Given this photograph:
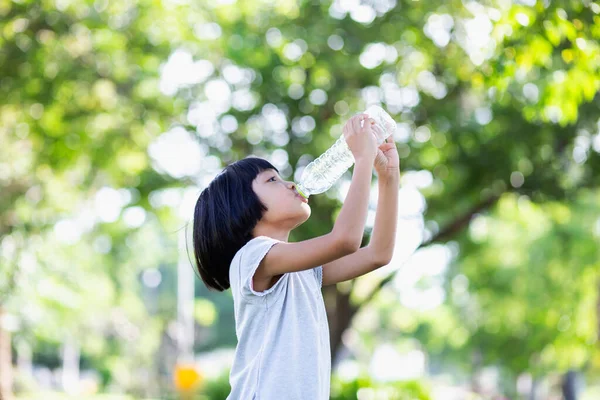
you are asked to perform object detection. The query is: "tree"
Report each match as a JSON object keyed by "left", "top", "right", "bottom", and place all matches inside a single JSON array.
[
  {"left": 148, "top": 0, "right": 600, "bottom": 362},
  {"left": 2, "top": 0, "right": 600, "bottom": 396},
  {"left": 0, "top": 0, "right": 189, "bottom": 396}
]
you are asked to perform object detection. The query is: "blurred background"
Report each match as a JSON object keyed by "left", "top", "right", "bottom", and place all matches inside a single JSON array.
[{"left": 1, "top": 0, "right": 600, "bottom": 399}]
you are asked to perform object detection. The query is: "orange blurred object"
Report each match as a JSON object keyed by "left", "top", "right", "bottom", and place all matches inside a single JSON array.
[{"left": 173, "top": 363, "right": 203, "bottom": 392}]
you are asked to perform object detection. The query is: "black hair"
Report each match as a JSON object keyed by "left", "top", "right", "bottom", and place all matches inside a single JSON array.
[{"left": 192, "top": 156, "right": 279, "bottom": 291}]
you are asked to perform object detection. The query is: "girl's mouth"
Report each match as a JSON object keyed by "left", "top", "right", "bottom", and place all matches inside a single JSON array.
[{"left": 295, "top": 193, "right": 308, "bottom": 204}]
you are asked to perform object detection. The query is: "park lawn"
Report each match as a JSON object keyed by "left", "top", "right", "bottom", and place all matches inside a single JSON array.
[{"left": 16, "top": 392, "right": 158, "bottom": 400}]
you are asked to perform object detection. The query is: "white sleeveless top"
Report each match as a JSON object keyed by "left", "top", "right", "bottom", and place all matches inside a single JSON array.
[{"left": 227, "top": 236, "right": 331, "bottom": 400}]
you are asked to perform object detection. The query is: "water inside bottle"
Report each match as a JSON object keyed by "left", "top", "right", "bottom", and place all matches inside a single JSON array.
[
  {"left": 295, "top": 105, "right": 396, "bottom": 199},
  {"left": 295, "top": 136, "right": 355, "bottom": 198}
]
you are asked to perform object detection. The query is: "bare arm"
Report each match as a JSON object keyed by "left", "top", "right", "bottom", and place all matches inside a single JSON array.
[
  {"left": 255, "top": 159, "right": 374, "bottom": 278},
  {"left": 322, "top": 172, "right": 399, "bottom": 285},
  {"left": 365, "top": 171, "right": 399, "bottom": 262},
  {"left": 330, "top": 158, "right": 373, "bottom": 251}
]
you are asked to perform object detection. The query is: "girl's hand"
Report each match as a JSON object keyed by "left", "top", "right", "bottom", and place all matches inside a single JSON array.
[
  {"left": 373, "top": 136, "right": 400, "bottom": 178},
  {"left": 343, "top": 114, "right": 378, "bottom": 163}
]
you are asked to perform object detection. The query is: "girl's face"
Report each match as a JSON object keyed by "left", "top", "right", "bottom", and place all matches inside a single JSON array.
[{"left": 252, "top": 169, "right": 310, "bottom": 229}]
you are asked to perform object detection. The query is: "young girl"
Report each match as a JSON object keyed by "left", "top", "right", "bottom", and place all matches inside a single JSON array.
[{"left": 192, "top": 113, "right": 400, "bottom": 399}]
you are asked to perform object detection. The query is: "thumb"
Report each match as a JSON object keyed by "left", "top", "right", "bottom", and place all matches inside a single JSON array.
[
  {"left": 378, "top": 142, "right": 395, "bottom": 151},
  {"left": 374, "top": 149, "right": 387, "bottom": 165}
]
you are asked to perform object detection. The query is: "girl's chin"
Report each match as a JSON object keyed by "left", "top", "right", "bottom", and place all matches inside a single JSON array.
[{"left": 297, "top": 207, "right": 311, "bottom": 220}]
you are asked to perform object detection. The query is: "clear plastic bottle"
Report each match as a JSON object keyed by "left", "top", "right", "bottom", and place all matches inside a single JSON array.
[{"left": 295, "top": 105, "right": 396, "bottom": 199}]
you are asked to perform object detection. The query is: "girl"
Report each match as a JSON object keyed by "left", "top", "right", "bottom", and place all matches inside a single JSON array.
[{"left": 192, "top": 113, "right": 399, "bottom": 399}]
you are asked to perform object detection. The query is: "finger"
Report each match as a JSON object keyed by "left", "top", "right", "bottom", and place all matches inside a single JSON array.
[
  {"left": 374, "top": 151, "right": 387, "bottom": 166},
  {"left": 364, "top": 118, "right": 376, "bottom": 130},
  {"left": 353, "top": 114, "right": 367, "bottom": 132},
  {"left": 371, "top": 122, "right": 382, "bottom": 135},
  {"left": 342, "top": 121, "right": 349, "bottom": 134},
  {"left": 351, "top": 115, "right": 361, "bottom": 133},
  {"left": 378, "top": 142, "right": 394, "bottom": 150}
]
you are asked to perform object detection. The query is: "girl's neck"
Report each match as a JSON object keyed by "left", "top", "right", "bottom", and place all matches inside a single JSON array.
[{"left": 252, "top": 226, "right": 291, "bottom": 242}]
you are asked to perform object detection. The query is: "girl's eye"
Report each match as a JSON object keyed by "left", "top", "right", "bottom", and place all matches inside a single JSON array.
[{"left": 268, "top": 177, "right": 276, "bottom": 182}]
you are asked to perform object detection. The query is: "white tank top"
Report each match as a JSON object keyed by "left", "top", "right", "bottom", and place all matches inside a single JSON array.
[{"left": 227, "top": 235, "right": 331, "bottom": 400}]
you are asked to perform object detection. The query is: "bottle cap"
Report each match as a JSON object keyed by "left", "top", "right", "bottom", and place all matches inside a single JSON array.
[{"left": 296, "top": 185, "right": 309, "bottom": 199}]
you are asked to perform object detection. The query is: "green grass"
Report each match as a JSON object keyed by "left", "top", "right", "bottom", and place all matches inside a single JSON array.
[{"left": 16, "top": 392, "right": 157, "bottom": 400}]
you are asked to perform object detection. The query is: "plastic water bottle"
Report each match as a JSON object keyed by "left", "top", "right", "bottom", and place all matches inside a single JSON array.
[{"left": 295, "top": 105, "right": 396, "bottom": 199}]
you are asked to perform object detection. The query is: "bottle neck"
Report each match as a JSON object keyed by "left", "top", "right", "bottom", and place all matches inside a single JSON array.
[{"left": 295, "top": 184, "right": 309, "bottom": 199}]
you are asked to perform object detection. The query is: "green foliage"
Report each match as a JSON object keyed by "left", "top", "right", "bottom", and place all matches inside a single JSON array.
[
  {"left": 197, "top": 372, "right": 231, "bottom": 400},
  {"left": 2, "top": 0, "right": 600, "bottom": 395},
  {"left": 452, "top": 192, "right": 600, "bottom": 376},
  {"left": 330, "top": 375, "right": 431, "bottom": 400},
  {"left": 160, "top": 373, "right": 431, "bottom": 400},
  {"left": 160, "top": 371, "right": 231, "bottom": 400},
  {"left": 15, "top": 393, "right": 140, "bottom": 400}
]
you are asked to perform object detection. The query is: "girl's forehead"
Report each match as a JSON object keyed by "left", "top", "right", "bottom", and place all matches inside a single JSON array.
[
  {"left": 253, "top": 169, "right": 274, "bottom": 184},
  {"left": 258, "top": 169, "right": 278, "bottom": 177}
]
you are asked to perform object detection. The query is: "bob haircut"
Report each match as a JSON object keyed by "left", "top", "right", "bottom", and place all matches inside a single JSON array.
[{"left": 193, "top": 156, "right": 279, "bottom": 291}]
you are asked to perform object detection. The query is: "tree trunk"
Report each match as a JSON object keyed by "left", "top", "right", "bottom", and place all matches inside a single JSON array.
[
  {"left": 0, "top": 307, "right": 13, "bottom": 400},
  {"left": 470, "top": 349, "right": 482, "bottom": 394},
  {"left": 61, "top": 339, "right": 80, "bottom": 394},
  {"left": 327, "top": 287, "right": 357, "bottom": 363},
  {"left": 529, "top": 377, "right": 538, "bottom": 400},
  {"left": 561, "top": 370, "right": 577, "bottom": 400}
]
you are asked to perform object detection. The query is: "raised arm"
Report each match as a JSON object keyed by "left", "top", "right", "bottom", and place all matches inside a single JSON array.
[
  {"left": 321, "top": 136, "right": 400, "bottom": 286},
  {"left": 255, "top": 114, "right": 378, "bottom": 279}
]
